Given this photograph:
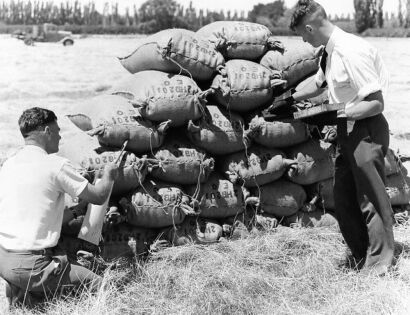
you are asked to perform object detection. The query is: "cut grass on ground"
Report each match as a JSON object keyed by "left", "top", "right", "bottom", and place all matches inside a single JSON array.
[{"left": 2, "top": 224, "right": 410, "bottom": 315}]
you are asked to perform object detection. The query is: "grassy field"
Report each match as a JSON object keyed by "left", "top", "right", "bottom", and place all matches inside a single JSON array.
[{"left": 2, "top": 221, "right": 410, "bottom": 315}]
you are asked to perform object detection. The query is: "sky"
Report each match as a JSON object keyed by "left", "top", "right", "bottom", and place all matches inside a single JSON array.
[{"left": 2, "top": 0, "right": 402, "bottom": 16}]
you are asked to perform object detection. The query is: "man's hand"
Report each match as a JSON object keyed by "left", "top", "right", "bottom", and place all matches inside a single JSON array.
[
  {"left": 102, "top": 164, "right": 119, "bottom": 182},
  {"left": 267, "top": 96, "right": 295, "bottom": 113}
]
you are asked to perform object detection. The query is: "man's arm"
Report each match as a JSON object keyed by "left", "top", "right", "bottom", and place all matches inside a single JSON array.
[
  {"left": 338, "top": 90, "right": 384, "bottom": 120},
  {"left": 78, "top": 164, "right": 118, "bottom": 205},
  {"left": 293, "top": 77, "right": 326, "bottom": 102}
]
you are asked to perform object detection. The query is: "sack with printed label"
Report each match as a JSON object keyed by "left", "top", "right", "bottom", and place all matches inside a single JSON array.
[
  {"left": 66, "top": 94, "right": 169, "bottom": 154},
  {"left": 385, "top": 173, "right": 410, "bottom": 206},
  {"left": 102, "top": 223, "right": 158, "bottom": 260},
  {"left": 58, "top": 131, "right": 148, "bottom": 196},
  {"left": 150, "top": 133, "right": 214, "bottom": 185},
  {"left": 111, "top": 71, "right": 210, "bottom": 127},
  {"left": 211, "top": 60, "right": 285, "bottom": 112},
  {"left": 285, "top": 139, "right": 336, "bottom": 185},
  {"left": 196, "top": 21, "right": 283, "bottom": 60},
  {"left": 246, "top": 115, "right": 310, "bottom": 148},
  {"left": 253, "top": 179, "right": 307, "bottom": 217},
  {"left": 285, "top": 210, "right": 338, "bottom": 228},
  {"left": 186, "top": 172, "right": 246, "bottom": 219},
  {"left": 120, "top": 180, "right": 194, "bottom": 228},
  {"left": 260, "top": 42, "right": 321, "bottom": 89},
  {"left": 187, "top": 105, "right": 248, "bottom": 155},
  {"left": 118, "top": 29, "right": 225, "bottom": 81},
  {"left": 218, "top": 145, "right": 293, "bottom": 187},
  {"left": 161, "top": 216, "right": 223, "bottom": 245}
]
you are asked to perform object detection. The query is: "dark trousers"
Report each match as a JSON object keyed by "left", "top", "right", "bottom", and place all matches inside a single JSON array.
[
  {"left": 334, "top": 114, "right": 394, "bottom": 270},
  {"left": 0, "top": 244, "right": 102, "bottom": 308}
]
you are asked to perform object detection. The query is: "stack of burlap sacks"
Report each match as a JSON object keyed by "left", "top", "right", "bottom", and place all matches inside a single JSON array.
[{"left": 58, "top": 21, "right": 410, "bottom": 262}]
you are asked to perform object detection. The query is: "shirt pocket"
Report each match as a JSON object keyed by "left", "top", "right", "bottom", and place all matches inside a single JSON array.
[{"left": 330, "top": 56, "right": 351, "bottom": 89}]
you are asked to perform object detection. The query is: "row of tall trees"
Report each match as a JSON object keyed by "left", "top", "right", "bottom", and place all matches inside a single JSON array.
[
  {"left": 0, "top": 0, "right": 249, "bottom": 32},
  {"left": 354, "top": 0, "right": 410, "bottom": 32}
]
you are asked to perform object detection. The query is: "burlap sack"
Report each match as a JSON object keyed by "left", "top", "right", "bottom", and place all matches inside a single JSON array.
[
  {"left": 61, "top": 214, "right": 85, "bottom": 237},
  {"left": 196, "top": 21, "right": 283, "bottom": 60},
  {"left": 186, "top": 172, "right": 246, "bottom": 219},
  {"left": 384, "top": 148, "right": 405, "bottom": 176},
  {"left": 187, "top": 105, "right": 248, "bottom": 155},
  {"left": 150, "top": 134, "right": 214, "bottom": 185},
  {"left": 260, "top": 42, "right": 321, "bottom": 89},
  {"left": 66, "top": 94, "right": 169, "bottom": 154},
  {"left": 102, "top": 223, "right": 158, "bottom": 260},
  {"left": 218, "top": 145, "right": 293, "bottom": 187},
  {"left": 161, "top": 217, "right": 223, "bottom": 245},
  {"left": 305, "top": 178, "right": 335, "bottom": 211},
  {"left": 118, "top": 29, "right": 225, "bottom": 81},
  {"left": 120, "top": 180, "right": 193, "bottom": 228},
  {"left": 385, "top": 173, "right": 410, "bottom": 206},
  {"left": 285, "top": 210, "right": 339, "bottom": 228},
  {"left": 58, "top": 131, "right": 147, "bottom": 196},
  {"left": 285, "top": 139, "right": 336, "bottom": 185},
  {"left": 211, "top": 60, "right": 285, "bottom": 112},
  {"left": 111, "top": 71, "right": 210, "bottom": 127},
  {"left": 246, "top": 115, "right": 310, "bottom": 148},
  {"left": 253, "top": 179, "right": 307, "bottom": 217}
]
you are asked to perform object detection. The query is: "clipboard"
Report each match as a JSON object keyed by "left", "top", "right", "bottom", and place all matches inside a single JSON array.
[{"left": 293, "top": 103, "right": 345, "bottom": 120}]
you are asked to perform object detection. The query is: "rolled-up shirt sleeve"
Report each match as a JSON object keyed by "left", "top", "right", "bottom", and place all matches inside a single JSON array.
[
  {"left": 340, "top": 47, "right": 387, "bottom": 101},
  {"left": 56, "top": 161, "right": 88, "bottom": 198}
]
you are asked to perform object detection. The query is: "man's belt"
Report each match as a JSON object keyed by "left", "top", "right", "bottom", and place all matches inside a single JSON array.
[{"left": 0, "top": 244, "right": 56, "bottom": 255}]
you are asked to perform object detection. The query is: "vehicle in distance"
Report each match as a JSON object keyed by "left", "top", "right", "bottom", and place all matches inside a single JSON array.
[{"left": 13, "top": 23, "right": 74, "bottom": 46}]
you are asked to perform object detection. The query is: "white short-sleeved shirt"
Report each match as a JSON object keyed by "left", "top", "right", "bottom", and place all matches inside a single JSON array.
[
  {"left": 315, "top": 26, "right": 389, "bottom": 131},
  {"left": 0, "top": 145, "right": 88, "bottom": 250}
]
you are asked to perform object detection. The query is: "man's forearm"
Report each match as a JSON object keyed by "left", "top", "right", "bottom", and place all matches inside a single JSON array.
[
  {"left": 345, "top": 99, "right": 383, "bottom": 120},
  {"left": 344, "top": 91, "right": 384, "bottom": 120},
  {"left": 78, "top": 175, "right": 115, "bottom": 205},
  {"left": 293, "top": 78, "right": 325, "bottom": 102}
]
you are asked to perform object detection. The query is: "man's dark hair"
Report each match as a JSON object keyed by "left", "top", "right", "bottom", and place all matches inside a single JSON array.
[
  {"left": 18, "top": 107, "right": 57, "bottom": 138},
  {"left": 289, "top": 0, "right": 327, "bottom": 31}
]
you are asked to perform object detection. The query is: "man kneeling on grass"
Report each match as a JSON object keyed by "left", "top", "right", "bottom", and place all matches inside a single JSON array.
[{"left": 0, "top": 107, "right": 118, "bottom": 308}]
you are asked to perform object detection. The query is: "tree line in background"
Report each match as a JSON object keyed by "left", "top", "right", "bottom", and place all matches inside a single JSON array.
[
  {"left": 354, "top": 0, "right": 410, "bottom": 32},
  {"left": 0, "top": 0, "right": 410, "bottom": 34}
]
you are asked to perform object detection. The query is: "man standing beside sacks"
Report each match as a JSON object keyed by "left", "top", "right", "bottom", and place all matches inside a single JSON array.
[
  {"left": 270, "top": 0, "right": 393, "bottom": 274},
  {"left": 0, "top": 107, "right": 119, "bottom": 308}
]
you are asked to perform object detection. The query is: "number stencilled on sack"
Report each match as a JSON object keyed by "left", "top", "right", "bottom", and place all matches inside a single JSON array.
[
  {"left": 187, "top": 39, "right": 217, "bottom": 57},
  {"left": 234, "top": 69, "right": 268, "bottom": 80},
  {"left": 204, "top": 181, "right": 238, "bottom": 200},
  {"left": 234, "top": 25, "right": 266, "bottom": 32},
  {"left": 85, "top": 154, "right": 118, "bottom": 167},
  {"left": 139, "top": 188, "right": 182, "bottom": 205},
  {"left": 111, "top": 109, "right": 138, "bottom": 124},
  {"left": 212, "top": 113, "right": 243, "bottom": 132},
  {"left": 150, "top": 79, "right": 195, "bottom": 96}
]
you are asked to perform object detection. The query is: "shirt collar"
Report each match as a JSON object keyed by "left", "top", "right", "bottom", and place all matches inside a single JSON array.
[
  {"left": 325, "top": 26, "right": 342, "bottom": 55},
  {"left": 23, "top": 145, "right": 48, "bottom": 155}
]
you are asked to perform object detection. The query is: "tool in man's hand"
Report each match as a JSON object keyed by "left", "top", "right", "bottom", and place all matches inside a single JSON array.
[
  {"left": 115, "top": 140, "right": 129, "bottom": 164},
  {"left": 78, "top": 140, "right": 128, "bottom": 246}
]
